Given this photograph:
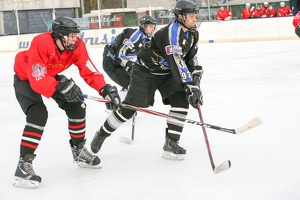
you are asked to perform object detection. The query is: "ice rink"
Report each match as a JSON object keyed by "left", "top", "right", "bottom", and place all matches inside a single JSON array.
[{"left": 0, "top": 39, "right": 299, "bottom": 200}]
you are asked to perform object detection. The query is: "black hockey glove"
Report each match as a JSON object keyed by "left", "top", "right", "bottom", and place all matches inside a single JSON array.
[
  {"left": 185, "top": 84, "right": 203, "bottom": 108},
  {"left": 191, "top": 66, "right": 203, "bottom": 85},
  {"left": 54, "top": 75, "right": 84, "bottom": 102},
  {"left": 100, "top": 84, "right": 121, "bottom": 111},
  {"left": 185, "top": 66, "right": 204, "bottom": 108}
]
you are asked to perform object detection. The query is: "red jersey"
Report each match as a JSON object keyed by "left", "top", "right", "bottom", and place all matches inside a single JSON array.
[
  {"left": 261, "top": 6, "right": 268, "bottom": 17},
  {"left": 266, "top": 8, "right": 277, "bottom": 17},
  {"left": 217, "top": 8, "right": 232, "bottom": 20},
  {"left": 14, "top": 32, "right": 106, "bottom": 98},
  {"left": 252, "top": 7, "right": 264, "bottom": 18},
  {"left": 278, "top": 6, "right": 292, "bottom": 17},
  {"left": 241, "top": 8, "right": 252, "bottom": 19}
]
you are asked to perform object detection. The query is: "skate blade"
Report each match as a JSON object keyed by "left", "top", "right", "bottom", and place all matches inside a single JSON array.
[
  {"left": 162, "top": 151, "right": 185, "bottom": 161},
  {"left": 76, "top": 162, "right": 102, "bottom": 169},
  {"left": 13, "top": 177, "right": 40, "bottom": 189}
]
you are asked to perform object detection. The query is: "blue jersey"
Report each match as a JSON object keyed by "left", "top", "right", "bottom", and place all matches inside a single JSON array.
[
  {"left": 137, "top": 20, "right": 201, "bottom": 84},
  {"left": 104, "top": 28, "right": 149, "bottom": 67}
]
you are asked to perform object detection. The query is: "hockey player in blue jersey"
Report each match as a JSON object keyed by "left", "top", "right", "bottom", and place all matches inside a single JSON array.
[
  {"left": 91, "top": 0, "right": 203, "bottom": 160},
  {"left": 102, "top": 15, "right": 157, "bottom": 101}
]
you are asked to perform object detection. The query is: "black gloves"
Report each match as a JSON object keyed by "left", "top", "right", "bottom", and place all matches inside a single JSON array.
[
  {"left": 185, "top": 67, "right": 204, "bottom": 108},
  {"left": 100, "top": 84, "right": 121, "bottom": 111},
  {"left": 185, "top": 84, "right": 203, "bottom": 108},
  {"left": 53, "top": 75, "right": 84, "bottom": 102}
]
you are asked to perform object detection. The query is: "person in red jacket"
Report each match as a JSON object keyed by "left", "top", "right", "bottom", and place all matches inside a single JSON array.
[
  {"left": 266, "top": 5, "right": 277, "bottom": 17},
  {"left": 261, "top": 2, "right": 269, "bottom": 17},
  {"left": 293, "top": 11, "right": 300, "bottom": 37},
  {"left": 278, "top": 2, "right": 293, "bottom": 17},
  {"left": 241, "top": 3, "right": 253, "bottom": 19},
  {"left": 252, "top": 5, "right": 263, "bottom": 18},
  {"left": 12, "top": 16, "right": 121, "bottom": 188},
  {"left": 217, "top": 6, "right": 232, "bottom": 20}
]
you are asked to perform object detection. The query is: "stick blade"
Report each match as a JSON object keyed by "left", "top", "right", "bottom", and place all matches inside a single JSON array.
[
  {"left": 235, "top": 117, "right": 262, "bottom": 134},
  {"left": 214, "top": 160, "right": 231, "bottom": 174},
  {"left": 119, "top": 136, "right": 133, "bottom": 144}
]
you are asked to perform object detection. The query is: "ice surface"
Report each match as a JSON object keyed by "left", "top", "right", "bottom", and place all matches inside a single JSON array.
[{"left": 0, "top": 40, "right": 299, "bottom": 200}]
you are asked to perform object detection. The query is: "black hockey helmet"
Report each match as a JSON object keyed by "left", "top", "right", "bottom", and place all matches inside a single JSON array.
[
  {"left": 173, "top": 0, "right": 200, "bottom": 16},
  {"left": 140, "top": 15, "right": 157, "bottom": 26},
  {"left": 139, "top": 15, "right": 157, "bottom": 37},
  {"left": 51, "top": 17, "right": 80, "bottom": 51},
  {"left": 173, "top": 0, "right": 200, "bottom": 31}
]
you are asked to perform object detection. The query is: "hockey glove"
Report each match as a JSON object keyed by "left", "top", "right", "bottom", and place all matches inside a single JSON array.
[
  {"left": 185, "top": 84, "right": 203, "bottom": 109},
  {"left": 54, "top": 75, "right": 84, "bottom": 102},
  {"left": 100, "top": 84, "right": 121, "bottom": 111},
  {"left": 191, "top": 66, "right": 203, "bottom": 85}
]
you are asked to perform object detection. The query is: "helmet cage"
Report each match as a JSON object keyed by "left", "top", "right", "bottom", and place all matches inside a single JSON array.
[
  {"left": 52, "top": 17, "right": 81, "bottom": 51},
  {"left": 139, "top": 15, "right": 157, "bottom": 37},
  {"left": 173, "top": 1, "right": 200, "bottom": 32}
]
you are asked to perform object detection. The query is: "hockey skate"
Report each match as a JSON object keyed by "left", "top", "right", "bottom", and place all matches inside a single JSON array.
[
  {"left": 13, "top": 154, "right": 41, "bottom": 188},
  {"left": 162, "top": 137, "right": 186, "bottom": 161},
  {"left": 70, "top": 139, "right": 101, "bottom": 169},
  {"left": 90, "top": 130, "right": 107, "bottom": 153}
]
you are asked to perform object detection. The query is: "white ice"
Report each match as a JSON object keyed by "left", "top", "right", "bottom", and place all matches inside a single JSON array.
[{"left": 0, "top": 40, "right": 299, "bottom": 200}]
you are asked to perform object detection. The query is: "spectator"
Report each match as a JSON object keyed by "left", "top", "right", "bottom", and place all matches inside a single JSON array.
[
  {"left": 266, "top": 5, "right": 277, "bottom": 17},
  {"left": 217, "top": 6, "right": 232, "bottom": 20},
  {"left": 252, "top": 5, "right": 263, "bottom": 18},
  {"left": 261, "top": 2, "right": 269, "bottom": 17},
  {"left": 241, "top": 3, "right": 253, "bottom": 19},
  {"left": 278, "top": 2, "right": 293, "bottom": 16}
]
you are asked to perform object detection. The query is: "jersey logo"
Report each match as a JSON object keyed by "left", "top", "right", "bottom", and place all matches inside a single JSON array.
[
  {"left": 122, "top": 38, "right": 134, "bottom": 49},
  {"left": 32, "top": 64, "right": 47, "bottom": 81},
  {"left": 165, "top": 45, "right": 182, "bottom": 55}
]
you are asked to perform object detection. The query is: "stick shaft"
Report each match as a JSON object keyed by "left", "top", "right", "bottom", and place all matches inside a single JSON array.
[{"left": 83, "top": 94, "right": 238, "bottom": 134}]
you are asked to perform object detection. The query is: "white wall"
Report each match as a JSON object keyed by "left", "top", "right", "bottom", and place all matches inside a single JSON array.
[
  {"left": 0, "top": 16, "right": 297, "bottom": 52},
  {"left": 199, "top": 16, "right": 297, "bottom": 43}
]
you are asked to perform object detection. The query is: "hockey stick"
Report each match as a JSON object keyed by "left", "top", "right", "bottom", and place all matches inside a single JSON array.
[
  {"left": 83, "top": 94, "right": 262, "bottom": 134},
  {"left": 118, "top": 113, "right": 136, "bottom": 144},
  {"left": 131, "top": 112, "right": 136, "bottom": 141},
  {"left": 104, "top": 109, "right": 134, "bottom": 144},
  {"left": 197, "top": 104, "right": 231, "bottom": 174}
]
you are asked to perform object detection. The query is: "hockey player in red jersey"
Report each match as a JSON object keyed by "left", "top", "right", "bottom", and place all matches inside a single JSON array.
[
  {"left": 91, "top": 0, "right": 203, "bottom": 161},
  {"left": 293, "top": 11, "right": 300, "bottom": 37},
  {"left": 13, "top": 16, "right": 121, "bottom": 188},
  {"left": 278, "top": 2, "right": 293, "bottom": 17},
  {"left": 217, "top": 6, "right": 232, "bottom": 21},
  {"left": 241, "top": 3, "right": 253, "bottom": 19},
  {"left": 265, "top": 5, "right": 277, "bottom": 17}
]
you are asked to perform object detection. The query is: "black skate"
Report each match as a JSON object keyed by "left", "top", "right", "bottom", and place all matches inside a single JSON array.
[
  {"left": 162, "top": 137, "right": 186, "bottom": 161},
  {"left": 90, "top": 130, "right": 107, "bottom": 153},
  {"left": 13, "top": 154, "right": 41, "bottom": 188},
  {"left": 70, "top": 140, "right": 101, "bottom": 169}
]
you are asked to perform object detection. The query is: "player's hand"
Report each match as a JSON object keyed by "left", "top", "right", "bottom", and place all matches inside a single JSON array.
[
  {"left": 54, "top": 75, "right": 84, "bottom": 102},
  {"left": 185, "top": 84, "right": 203, "bottom": 108},
  {"left": 100, "top": 84, "right": 121, "bottom": 111}
]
